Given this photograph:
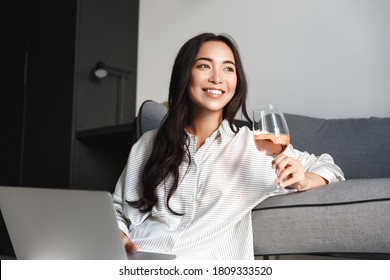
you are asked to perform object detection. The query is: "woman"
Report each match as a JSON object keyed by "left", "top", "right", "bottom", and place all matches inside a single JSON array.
[{"left": 113, "top": 33, "right": 344, "bottom": 259}]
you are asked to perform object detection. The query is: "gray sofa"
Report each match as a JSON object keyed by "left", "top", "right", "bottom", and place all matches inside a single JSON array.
[{"left": 251, "top": 113, "right": 390, "bottom": 259}]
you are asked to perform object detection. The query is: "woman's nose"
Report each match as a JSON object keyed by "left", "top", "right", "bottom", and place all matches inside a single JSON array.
[{"left": 209, "top": 69, "right": 222, "bottom": 84}]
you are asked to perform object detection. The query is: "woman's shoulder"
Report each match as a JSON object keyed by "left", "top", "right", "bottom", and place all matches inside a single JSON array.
[
  {"left": 220, "top": 120, "right": 253, "bottom": 143},
  {"left": 131, "top": 129, "right": 158, "bottom": 153},
  {"left": 234, "top": 121, "right": 252, "bottom": 137},
  {"left": 221, "top": 119, "right": 251, "bottom": 135},
  {"left": 140, "top": 129, "right": 158, "bottom": 141}
]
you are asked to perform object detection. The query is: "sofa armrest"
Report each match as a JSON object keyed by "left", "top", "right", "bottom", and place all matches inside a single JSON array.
[{"left": 252, "top": 178, "right": 390, "bottom": 258}]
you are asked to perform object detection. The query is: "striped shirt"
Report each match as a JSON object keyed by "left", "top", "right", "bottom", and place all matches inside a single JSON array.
[{"left": 112, "top": 120, "right": 344, "bottom": 259}]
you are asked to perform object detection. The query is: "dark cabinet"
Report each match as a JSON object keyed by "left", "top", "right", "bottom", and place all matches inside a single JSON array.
[
  {"left": 1, "top": 0, "right": 139, "bottom": 257},
  {"left": 2, "top": 0, "right": 77, "bottom": 189},
  {"left": 2, "top": 0, "right": 138, "bottom": 188},
  {"left": 2, "top": 0, "right": 138, "bottom": 189},
  {"left": 71, "top": 0, "right": 138, "bottom": 190},
  {"left": 74, "top": 0, "right": 138, "bottom": 131}
]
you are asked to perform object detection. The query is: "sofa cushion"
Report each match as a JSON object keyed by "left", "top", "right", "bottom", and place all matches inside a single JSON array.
[
  {"left": 252, "top": 178, "right": 390, "bottom": 256},
  {"left": 284, "top": 114, "right": 390, "bottom": 179}
]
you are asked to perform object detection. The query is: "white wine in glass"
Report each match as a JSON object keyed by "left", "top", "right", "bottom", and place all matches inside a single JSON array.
[
  {"left": 253, "top": 104, "right": 290, "bottom": 156},
  {"left": 253, "top": 104, "right": 295, "bottom": 194}
]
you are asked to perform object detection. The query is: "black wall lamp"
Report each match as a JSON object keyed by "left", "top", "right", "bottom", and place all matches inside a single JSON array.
[
  {"left": 93, "top": 61, "right": 132, "bottom": 79},
  {"left": 92, "top": 61, "right": 133, "bottom": 124}
]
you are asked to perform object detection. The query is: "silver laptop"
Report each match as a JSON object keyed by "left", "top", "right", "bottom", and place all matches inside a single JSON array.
[{"left": 0, "top": 186, "right": 175, "bottom": 260}]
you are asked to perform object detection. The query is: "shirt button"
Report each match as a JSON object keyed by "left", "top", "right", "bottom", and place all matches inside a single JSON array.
[{"left": 178, "top": 224, "right": 186, "bottom": 230}]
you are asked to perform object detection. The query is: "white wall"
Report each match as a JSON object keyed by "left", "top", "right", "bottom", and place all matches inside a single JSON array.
[{"left": 137, "top": 0, "right": 390, "bottom": 118}]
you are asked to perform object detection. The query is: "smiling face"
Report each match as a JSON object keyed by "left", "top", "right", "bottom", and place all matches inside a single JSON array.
[{"left": 187, "top": 41, "right": 237, "bottom": 119}]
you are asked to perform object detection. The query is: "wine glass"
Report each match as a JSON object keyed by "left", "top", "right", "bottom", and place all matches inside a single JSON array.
[{"left": 253, "top": 104, "right": 296, "bottom": 194}]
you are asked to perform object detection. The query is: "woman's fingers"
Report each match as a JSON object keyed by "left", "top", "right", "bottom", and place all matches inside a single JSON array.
[
  {"left": 273, "top": 155, "right": 305, "bottom": 189},
  {"left": 120, "top": 230, "right": 139, "bottom": 252}
]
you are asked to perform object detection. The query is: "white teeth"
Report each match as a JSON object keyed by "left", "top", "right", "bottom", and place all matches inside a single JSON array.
[{"left": 206, "top": 89, "right": 223, "bottom": 95}]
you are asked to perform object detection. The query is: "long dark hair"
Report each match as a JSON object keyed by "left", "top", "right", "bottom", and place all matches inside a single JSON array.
[{"left": 130, "top": 33, "right": 251, "bottom": 214}]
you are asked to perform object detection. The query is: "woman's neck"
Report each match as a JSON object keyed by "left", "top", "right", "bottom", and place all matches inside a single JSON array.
[{"left": 186, "top": 111, "right": 223, "bottom": 150}]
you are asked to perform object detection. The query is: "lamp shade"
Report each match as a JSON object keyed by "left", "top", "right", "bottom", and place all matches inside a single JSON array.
[{"left": 94, "top": 61, "right": 108, "bottom": 79}]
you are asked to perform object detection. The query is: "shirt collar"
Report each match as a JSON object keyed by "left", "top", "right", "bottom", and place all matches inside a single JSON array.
[
  {"left": 218, "top": 120, "right": 237, "bottom": 141},
  {"left": 185, "top": 119, "right": 236, "bottom": 143}
]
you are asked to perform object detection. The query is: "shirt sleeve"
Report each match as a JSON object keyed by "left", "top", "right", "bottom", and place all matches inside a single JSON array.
[
  {"left": 112, "top": 167, "right": 131, "bottom": 237},
  {"left": 284, "top": 144, "right": 345, "bottom": 183},
  {"left": 112, "top": 130, "right": 156, "bottom": 237}
]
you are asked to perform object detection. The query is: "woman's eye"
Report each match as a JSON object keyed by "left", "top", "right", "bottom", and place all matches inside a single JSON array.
[
  {"left": 224, "top": 67, "right": 235, "bottom": 72},
  {"left": 198, "top": 64, "right": 210, "bottom": 69}
]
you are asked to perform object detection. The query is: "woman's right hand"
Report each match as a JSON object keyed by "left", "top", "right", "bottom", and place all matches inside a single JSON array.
[{"left": 120, "top": 230, "right": 138, "bottom": 252}]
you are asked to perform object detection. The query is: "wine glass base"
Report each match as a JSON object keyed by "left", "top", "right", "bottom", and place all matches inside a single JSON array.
[{"left": 270, "top": 187, "right": 297, "bottom": 196}]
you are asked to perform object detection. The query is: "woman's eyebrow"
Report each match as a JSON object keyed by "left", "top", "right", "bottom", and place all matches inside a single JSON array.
[{"left": 195, "top": 57, "right": 236, "bottom": 66}]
